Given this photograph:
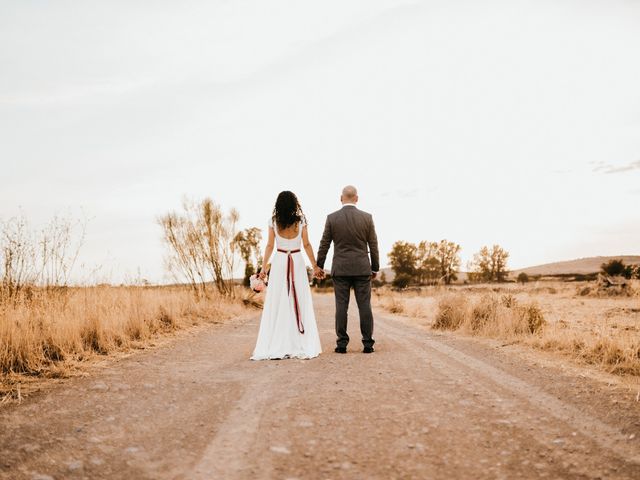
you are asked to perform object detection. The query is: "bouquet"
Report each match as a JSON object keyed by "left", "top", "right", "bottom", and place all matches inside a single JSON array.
[{"left": 249, "top": 267, "right": 268, "bottom": 293}]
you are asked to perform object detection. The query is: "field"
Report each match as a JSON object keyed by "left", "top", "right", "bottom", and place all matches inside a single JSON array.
[
  {"left": 374, "top": 280, "right": 640, "bottom": 377},
  {"left": 0, "top": 286, "right": 248, "bottom": 401}
]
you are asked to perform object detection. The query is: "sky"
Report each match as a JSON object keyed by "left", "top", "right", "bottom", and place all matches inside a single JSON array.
[{"left": 1, "top": 0, "right": 639, "bottom": 284}]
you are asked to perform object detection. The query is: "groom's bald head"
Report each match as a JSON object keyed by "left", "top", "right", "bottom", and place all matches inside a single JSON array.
[{"left": 341, "top": 185, "right": 358, "bottom": 204}]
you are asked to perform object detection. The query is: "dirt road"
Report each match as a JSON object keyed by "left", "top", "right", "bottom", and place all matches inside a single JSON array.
[{"left": 1, "top": 294, "right": 639, "bottom": 479}]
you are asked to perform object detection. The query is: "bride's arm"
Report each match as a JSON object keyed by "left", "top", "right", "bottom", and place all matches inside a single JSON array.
[
  {"left": 260, "top": 227, "right": 275, "bottom": 279},
  {"left": 301, "top": 226, "right": 319, "bottom": 270}
]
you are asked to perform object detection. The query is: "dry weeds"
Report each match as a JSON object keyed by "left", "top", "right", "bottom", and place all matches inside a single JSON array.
[
  {"left": 1, "top": 286, "right": 247, "bottom": 400},
  {"left": 375, "top": 281, "right": 640, "bottom": 377}
]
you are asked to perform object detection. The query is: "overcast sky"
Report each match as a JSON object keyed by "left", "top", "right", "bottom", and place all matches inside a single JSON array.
[{"left": 1, "top": 0, "right": 639, "bottom": 283}]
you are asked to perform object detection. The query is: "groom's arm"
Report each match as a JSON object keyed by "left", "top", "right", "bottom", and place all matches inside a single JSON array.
[
  {"left": 316, "top": 216, "right": 332, "bottom": 270},
  {"left": 367, "top": 215, "right": 380, "bottom": 273}
]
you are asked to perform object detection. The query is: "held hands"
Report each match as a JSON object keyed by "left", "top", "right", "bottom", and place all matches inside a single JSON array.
[{"left": 313, "top": 265, "right": 326, "bottom": 280}]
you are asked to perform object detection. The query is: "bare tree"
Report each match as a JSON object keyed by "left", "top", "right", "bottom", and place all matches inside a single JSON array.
[
  {"left": 1, "top": 212, "right": 86, "bottom": 302},
  {"left": 1, "top": 215, "right": 36, "bottom": 300},
  {"left": 158, "top": 197, "right": 239, "bottom": 297},
  {"left": 38, "top": 214, "right": 86, "bottom": 288},
  {"left": 158, "top": 211, "right": 204, "bottom": 295}
]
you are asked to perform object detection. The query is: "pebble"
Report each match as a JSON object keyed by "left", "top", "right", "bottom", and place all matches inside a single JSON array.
[
  {"left": 31, "top": 474, "right": 54, "bottom": 480},
  {"left": 91, "top": 382, "right": 108, "bottom": 391},
  {"left": 269, "top": 445, "right": 291, "bottom": 455},
  {"left": 630, "top": 434, "right": 636, "bottom": 440},
  {"left": 124, "top": 446, "right": 140, "bottom": 454},
  {"left": 67, "top": 460, "right": 83, "bottom": 471}
]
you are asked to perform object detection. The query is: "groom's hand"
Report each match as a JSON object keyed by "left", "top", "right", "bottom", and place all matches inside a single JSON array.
[
  {"left": 371, "top": 271, "right": 377, "bottom": 280},
  {"left": 313, "top": 266, "right": 325, "bottom": 279}
]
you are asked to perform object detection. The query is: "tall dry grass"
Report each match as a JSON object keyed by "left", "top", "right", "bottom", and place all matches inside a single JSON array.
[
  {"left": 433, "top": 293, "right": 546, "bottom": 337},
  {"left": 0, "top": 206, "right": 255, "bottom": 402},
  {"left": 0, "top": 286, "right": 246, "bottom": 381},
  {"left": 376, "top": 285, "right": 640, "bottom": 377},
  {"left": 531, "top": 324, "right": 640, "bottom": 376}
]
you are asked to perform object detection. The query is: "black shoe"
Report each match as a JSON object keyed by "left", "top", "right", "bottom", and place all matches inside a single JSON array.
[
  {"left": 363, "top": 346, "right": 374, "bottom": 354},
  {"left": 334, "top": 346, "right": 347, "bottom": 354}
]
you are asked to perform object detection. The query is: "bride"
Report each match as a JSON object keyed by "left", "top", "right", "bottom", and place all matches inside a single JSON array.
[{"left": 250, "top": 191, "right": 322, "bottom": 360}]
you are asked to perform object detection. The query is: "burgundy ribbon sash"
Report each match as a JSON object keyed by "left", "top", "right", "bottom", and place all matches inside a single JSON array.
[{"left": 277, "top": 248, "right": 304, "bottom": 334}]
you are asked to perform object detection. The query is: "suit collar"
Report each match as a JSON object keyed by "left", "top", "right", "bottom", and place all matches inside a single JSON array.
[{"left": 341, "top": 203, "right": 357, "bottom": 208}]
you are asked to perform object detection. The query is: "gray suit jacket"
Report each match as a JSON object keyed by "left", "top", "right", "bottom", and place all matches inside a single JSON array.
[{"left": 317, "top": 205, "right": 380, "bottom": 277}]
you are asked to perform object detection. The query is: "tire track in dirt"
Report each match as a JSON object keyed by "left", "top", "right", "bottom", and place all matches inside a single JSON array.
[
  {"left": 383, "top": 319, "right": 640, "bottom": 465},
  {"left": 376, "top": 312, "right": 640, "bottom": 478},
  {"left": 190, "top": 364, "right": 288, "bottom": 479}
]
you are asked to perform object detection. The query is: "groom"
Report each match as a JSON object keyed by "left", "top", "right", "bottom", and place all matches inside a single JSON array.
[{"left": 316, "top": 185, "right": 380, "bottom": 354}]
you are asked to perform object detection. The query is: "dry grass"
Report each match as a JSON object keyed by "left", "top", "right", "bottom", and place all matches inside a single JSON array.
[
  {"left": 375, "top": 281, "right": 640, "bottom": 377},
  {"left": 532, "top": 323, "right": 640, "bottom": 376},
  {"left": 377, "top": 294, "right": 433, "bottom": 324},
  {"left": 432, "top": 293, "right": 546, "bottom": 337},
  {"left": 1, "top": 286, "right": 247, "bottom": 399}
]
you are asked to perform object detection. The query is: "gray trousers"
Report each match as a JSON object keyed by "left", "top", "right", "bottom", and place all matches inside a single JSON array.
[{"left": 333, "top": 275, "right": 375, "bottom": 349}]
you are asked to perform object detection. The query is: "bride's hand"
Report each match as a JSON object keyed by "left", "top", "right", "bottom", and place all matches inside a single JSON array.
[{"left": 313, "top": 266, "right": 324, "bottom": 279}]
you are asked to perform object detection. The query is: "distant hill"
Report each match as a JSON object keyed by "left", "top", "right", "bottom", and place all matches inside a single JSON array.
[{"left": 510, "top": 256, "right": 640, "bottom": 277}]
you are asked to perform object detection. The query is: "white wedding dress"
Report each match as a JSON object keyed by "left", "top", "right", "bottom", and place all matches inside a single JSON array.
[{"left": 251, "top": 219, "right": 322, "bottom": 360}]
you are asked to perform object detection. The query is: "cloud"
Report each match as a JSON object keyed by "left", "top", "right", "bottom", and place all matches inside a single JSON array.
[{"left": 592, "top": 159, "right": 640, "bottom": 174}]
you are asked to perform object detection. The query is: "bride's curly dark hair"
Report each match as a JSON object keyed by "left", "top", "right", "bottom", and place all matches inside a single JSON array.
[{"left": 272, "top": 191, "right": 306, "bottom": 231}]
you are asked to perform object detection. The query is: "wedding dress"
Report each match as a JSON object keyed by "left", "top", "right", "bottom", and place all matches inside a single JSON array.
[{"left": 251, "top": 218, "right": 322, "bottom": 360}]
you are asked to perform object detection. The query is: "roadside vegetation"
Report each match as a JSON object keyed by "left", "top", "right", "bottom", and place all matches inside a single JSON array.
[
  {"left": 1, "top": 200, "right": 252, "bottom": 401},
  {"left": 376, "top": 281, "right": 640, "bottom": 377}
]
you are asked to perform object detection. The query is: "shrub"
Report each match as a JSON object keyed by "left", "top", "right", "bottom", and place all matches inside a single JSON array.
[
  {"left": 392, "top": 273, "right": 412, "bottom": 289},
  {"left": 386, "top": 297, "right": 405, "bottom": 314},
  {"left": 433, "top": 293, "right": 545, "bottom": 338},
  {"left": 517, "top": 272, "right": 529, "bottom": 284},
  {"left": 501, "top": 294, "right": 518, "bottom": 308},
  {"left": 469, "top": 295, "right": 499, "bottom": 331},
  {"left": 577, "top": 286, "right": 591, "bottom": 296},
  {"left": 601, "top": 259, "right": 634, "bottom": 279},
  {"left": 517, "top": 303, "right": 545, "bottom": 333},
  {"left": 433, "top": 295, "right": 468, "bottom": 330}
]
